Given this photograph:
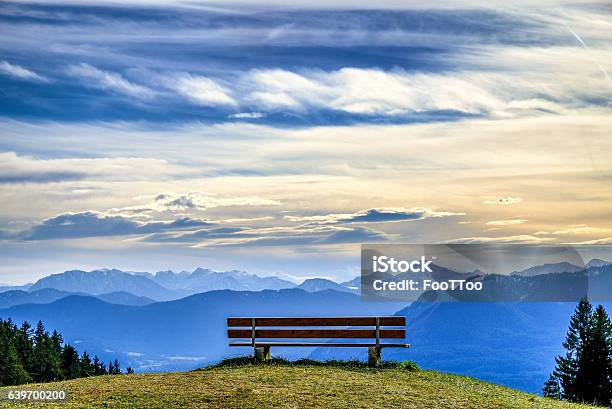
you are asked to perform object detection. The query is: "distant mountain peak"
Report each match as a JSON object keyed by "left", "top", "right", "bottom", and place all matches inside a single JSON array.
[
  {"left": 586, "top": 259, "right": 612, "bottom": 269},
  {"left": 29, "top": 269, "right": 176, "bottom": 301},
  {"left": 512, "top": 261, "right": 583, "bottom": 277},
  {"left": 297, "top": 278, "right": 356, "bottom": 293}
]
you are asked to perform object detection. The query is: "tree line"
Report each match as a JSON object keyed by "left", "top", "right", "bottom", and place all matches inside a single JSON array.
[
  {"left": 544, "top": 298, "right": 611, "bottom": 407},
  {"left": 0, "top": 318, "right": 133, "bottom": 386}
]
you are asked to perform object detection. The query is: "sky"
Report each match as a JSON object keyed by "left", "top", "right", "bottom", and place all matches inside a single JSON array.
[{"left": 0, "top": 0, "right": 611, "bottom": 284}]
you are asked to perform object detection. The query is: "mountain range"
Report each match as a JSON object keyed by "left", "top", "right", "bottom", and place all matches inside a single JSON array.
[
  {"left": 511, "top": 259, "right": 609, "bottom": 276},
  {"left": 0, "top": 288, "right": 154, "bottom": 309},
  {"left": 22, "top": 268, "right": 302, "bottom": 300}
]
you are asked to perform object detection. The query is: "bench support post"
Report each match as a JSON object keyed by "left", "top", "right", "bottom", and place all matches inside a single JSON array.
[
  {"left": 368, "top": 346, "right": 381, "bottom": 367},
  {"left": 254, "top": 346, "right": 270, "bottom": 363}
]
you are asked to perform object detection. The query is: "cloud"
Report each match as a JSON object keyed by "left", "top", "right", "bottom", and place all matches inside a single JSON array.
[
  {"left": 552, "top": 226, "right": 612, "bottom": 235},
  {"left": 326, "top": 68, "right": 503, "bottom": 115},
  {"left": 0, "top": 61, "right": 46, "bottom": 81},
  {"left": 239, "top": 68, "right": 506, "bottom": 115},
  {"left": 152, "top": 192, "right": 281, "bottom": 211},
  {"left": 447, "top": 235, "right": 554, "bottom": 244},
  {"left": 142, "top": 226, "right": 248, "bottom": 243},
  {"left": 66, "top": 63, "right": 155, "bottom": 99},
  {"left": 198, "top": 225, "right": 390, "bottom": 247},
  {"left": 168, "top": 74, "right": 236, "bottom": 106},
  {"left": 228, "top": 112, "right": 265, "bottom": 119},
  {"left": 2, "top": 2, "right": 611, "bottom": 124},
  {"left": 285, "top": 207, "right": 463, "bottom": 224},
  {"left": 139, "top": 216, "right": 391, "bottom": 246},
  {"left": 0, "top": 152, "right": 188, "bottom": 184},
  {"left": 486, "top": 219, "right": 527, "bottom": 226},
  {"left": 245, "top": 69, "right": 330, "bottom": 109},
  {"left": 18, "top": 211, "right": 212, "bottom": 240},
  {"left": 483, "top": 197, "right": 523, "bottom": 205},
  {"left": 573, "top": 237, "right": 612, "bottom": 245}
]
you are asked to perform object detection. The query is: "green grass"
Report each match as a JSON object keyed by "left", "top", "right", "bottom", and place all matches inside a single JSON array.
[{"left": 0, "top": 359, "right": 601, "bottom": 408}]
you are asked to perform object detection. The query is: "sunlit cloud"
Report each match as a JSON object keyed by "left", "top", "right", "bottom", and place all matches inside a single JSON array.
[
  {"left": 446, "top": 235, "right": 554, "bottom": 244},
  {"left": 486, "top": 219, "right": 527, "bottom": 226},
  {"left": 552, "top": 226, "right": 612, "bottom": 235}
]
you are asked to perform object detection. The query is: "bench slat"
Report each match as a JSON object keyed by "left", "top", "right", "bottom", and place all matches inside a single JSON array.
[
  {"left": 227, "top": 316, "right": 405, "bottom": 327},
  {"left": 227, "top": 329, "right": 405, "bottom": 339},
  {"left": 229, "top": 341, "right": 409, "bottom": 348}
]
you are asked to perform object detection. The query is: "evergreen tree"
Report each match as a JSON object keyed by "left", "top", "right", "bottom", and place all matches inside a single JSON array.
[
  {"left": 14, "top": 321, "right": 34, "bottom": 374},
  {"left": 31, "top": 321, "right": 62, "bottom": 382},
  {"left": 113, "top": 359, "right": 121, "bottom": 375},
  {"left": 0, "top": 321, "right": 30, "bottom": 386},
  {"left": 80, "top": 351, "right": 93, "bottom": 377},
  {"left": 589, "top": 305, "right": 612, "bottom": 406},
  {"left": 92, "top": 355, "right": 104, "bottom": 375},
  {"left": 60, "top": 344, "right": 81, "bottom": 379},
  {"left": 126, "top": 366, "right": 134, "bottom": 374},
  {"left": 51, "top": 330, "right": 64, "bottom": 356},
  {"left": 545, "top": 298, "right": 612, "bottom": 406},
  {"left": 543, "top": 374, "right": 561, "bottom": 400},
  {"left": 0, "top": 319, "right": 119, "bottom": 384}
]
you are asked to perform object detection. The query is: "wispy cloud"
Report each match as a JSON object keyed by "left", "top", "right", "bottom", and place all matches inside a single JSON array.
[
  {"left": 285, "top": 207, "right": 463, "bottom": 225},
  {"left": 0, "top": 61, "right": 46, "bottom": 81},
  {"left": 66, "top": 63, "right": 155, "bottom": 99},
  {"left": 447, "top": 235, "right": 554, "bottom": 244},
  {"left": 486, "top": 219, "right": 527, "bottom": 226},
  {"left": 168, "top": 74, "right": 236, "bottom": 106},
  {"left": 228, "top": 112, "right": 265, "bottom": 119},
  {"left": 0, "top": 152, "right": 188, "bottom": 184},
  {"left": 552, "top": 226, "right": 612, "bottom": 235}
]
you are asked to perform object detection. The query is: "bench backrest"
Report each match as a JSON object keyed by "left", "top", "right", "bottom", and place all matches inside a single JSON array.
[{"left": 227, "top": 316, "right": 406, "bottom": 345}]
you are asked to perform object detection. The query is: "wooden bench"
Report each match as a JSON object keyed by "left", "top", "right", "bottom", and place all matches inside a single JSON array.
[{"left": 227, "top": 316, "right": 409, "bottom": 367}]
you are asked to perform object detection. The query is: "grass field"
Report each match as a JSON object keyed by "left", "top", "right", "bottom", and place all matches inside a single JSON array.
[{"left": 0, "top": 359, "right": 601, "bottom": 408}]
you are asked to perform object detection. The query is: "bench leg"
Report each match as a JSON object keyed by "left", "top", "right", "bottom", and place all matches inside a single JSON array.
[
  {"left": 254, "top": 346, "right": 270, "bottom": 363},
  {"left": 368, "top": 346, "right": 381, "bottom": 367}
]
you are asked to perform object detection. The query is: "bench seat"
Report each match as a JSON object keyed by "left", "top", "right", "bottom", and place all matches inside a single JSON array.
[
  {"left": 229, "top": 341, "right": 409, "bottom": 348},
  {"left": 227, "top": 316, "right": 409, "bottom": 367}
]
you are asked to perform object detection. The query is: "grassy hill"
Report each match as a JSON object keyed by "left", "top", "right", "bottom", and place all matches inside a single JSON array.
[{"left": 0, "top": 360, "right": 600, "bottom": 408}]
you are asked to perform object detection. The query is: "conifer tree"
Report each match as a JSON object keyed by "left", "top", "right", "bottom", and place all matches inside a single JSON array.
[
  {"left": 31, "top": 321, "right": 62, "bottom": 382},
  {"left": 544, "top": 298, "right": 612, "bottom": 406},
  {"left": 14, "top": 321, "right": 34, "bottom": 374},
  {"left": 0, "top": 319, "right": 120, "bottom": 385},
  {"left": 543, "top": 375, "right": 561, "bottom": 400},
  {"left": 113, "top": 359, "right": 121, "bottom": 375},
  {"left": 60, "top": 344, "right": 81, "bottom": 379},
  {"left": 589, "top": 305, "right": 612, "bottom": 406},
  {"left": 92, "top": 355, "right": 103, "bottom": 375},
  {"left": 80, "top": 351, "right": 93, "bottom": 377},
  {"left": 0, "top": 320, "right": 30, "bottom": 386},
  {"left": 51, "top": 330, "right": 64, "bottom": 356}
]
